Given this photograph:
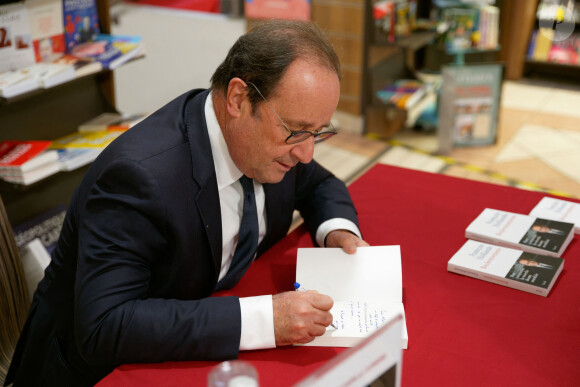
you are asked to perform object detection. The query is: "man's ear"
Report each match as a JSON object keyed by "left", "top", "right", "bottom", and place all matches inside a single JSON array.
[{"left": 226, "top": 78, "right": 248, "bottom": 118}]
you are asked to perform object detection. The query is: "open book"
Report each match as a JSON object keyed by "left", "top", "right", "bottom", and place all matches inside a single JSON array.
[{"left": 296, "top": 246, "right": 408, "bottom": 349}]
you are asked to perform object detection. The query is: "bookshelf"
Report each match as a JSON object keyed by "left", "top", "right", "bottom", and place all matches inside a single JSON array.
[
  {"left": 524, "top": 0, "right": 580, "bottom": 81},
  {"left": 362, "top": 0, "right": 438, "bottom": 139},
  {"left": 0, "top": 0, "right": 119, "bottom": 225}
]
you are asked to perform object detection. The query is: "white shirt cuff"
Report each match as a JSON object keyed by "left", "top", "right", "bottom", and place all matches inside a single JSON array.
[
  {"left": 315, "top": 218, "right": 362, "bottom": 247},
  {"left": 239, "top": 295, "right": 276, "bottom": 350}
]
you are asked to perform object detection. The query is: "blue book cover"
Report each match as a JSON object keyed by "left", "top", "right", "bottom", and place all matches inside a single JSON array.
[
  {"left": 62, "top": 0, "right": 100, "bottom": 53},
  {"left": 71, "top": 34, "right": 143, "bottom": 69},
  {"left": 13, "top": 204, "right": 67, "bottom": 254}
]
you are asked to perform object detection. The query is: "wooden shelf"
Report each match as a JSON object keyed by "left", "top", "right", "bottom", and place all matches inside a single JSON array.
[{"left": 0, "top": 0, "right": 117, "bottom": 226}]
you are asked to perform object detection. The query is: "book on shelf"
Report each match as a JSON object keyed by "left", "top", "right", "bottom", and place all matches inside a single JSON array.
[
  {"left": 20, "top": 61, "right": 75, "bottom": 88},
  {"left": 295, "top": 246, "right": 408, "bottom": 349},
  {"left": 547, "top": 34, "right": 579, "bottom": 65},
  {"left": 376, "top": 79, "right": 426, "bottom": 110},
  {"left": 465, "top": 208, "right": 575, "bottom": 258},
  {"left": 441, "top": 6, "right": 479, "bottom": 51},
  {"left": 19, "top": 238, "right": 52, "bottom": 300},
  {"left": 13, "top": 204, "right": 66, "bottom": 254},
  {"left": 529, "top": 197, "right": 580, "bottom": 235},
  {"left": 532, "top": 29, "right": 553, "bottom": 62},
  {"left": 71, "top": 34, "right": 144, "bottom": 70},
  {"left": 0, "top": 140, "right": 58, "bottom": 173},
  {"left": 78, "top": 112, "right": 149, "bottom": 132},
  {"left": 0, "top": 69, "right": 39, "bottom": 98},
  {"left": 0, "top": 160, "right": 60, "bottom": 185},
  {"left": 0, "top": 2, "right": 37, "bottom": 72},
  {"left": 49, "top": 130, "right": 124, "bottom": 170},
  {"left": 448, "top": 240, "right": 564, "bottom": 297},
  {"left": 52, "top": 53, "right": 102, "bottom": 77},
  {"left": 63, "top": 0, "right": 100, "bottom": 53},
  {"left": 25, "top": 0, "right": 66, "bottom": 63}
]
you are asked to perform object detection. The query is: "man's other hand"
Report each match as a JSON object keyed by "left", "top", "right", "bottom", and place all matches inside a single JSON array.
[
  {"left": 272, "top": 291, "right": 334, "bottom": 346},
  {"left": 325, "top": 229, "right": 369, "bottom": 254}
]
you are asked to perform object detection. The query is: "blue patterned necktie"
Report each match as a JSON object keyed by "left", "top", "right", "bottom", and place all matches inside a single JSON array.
[{"left": 216, "top": 175, "right": 259, "bottom": 290}]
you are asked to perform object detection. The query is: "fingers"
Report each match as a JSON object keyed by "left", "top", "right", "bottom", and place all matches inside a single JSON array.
[
  {"left": 326, "top": 229, "right": 370, "bottom": 254},
  {"left": 272, "top": 291, "right": 335, "bottom": 346}
]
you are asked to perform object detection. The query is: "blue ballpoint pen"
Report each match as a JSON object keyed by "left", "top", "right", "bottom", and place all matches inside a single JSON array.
[{"left": 294, "top": 282, "right": 338, "bottom": 329}]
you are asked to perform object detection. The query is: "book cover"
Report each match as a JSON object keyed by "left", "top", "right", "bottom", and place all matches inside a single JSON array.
[
  {"left": 48, "top": 129, "right": 124, "bottom": 149},
  {"left": 71, "top": 34, "right": 143, "bottom": 70},
  {"left": 465, "top": 208, "right": 575, "bottom": 257},
  {"left": 0, "top": 2, "right": 37, "bottom": 72},
  {"left": 373, "top": 0, "right": 396, "bottom": 43},
  {"left": 296, "top": 246, "right": 408, "bottom": 349},
  {"left": 63, "top": 0, "right": 100, "bottom": 53},
  {"left": 26, "top": 0, "right": 66, "bottom": 62},
  {"left": 376, "top": 79, "right": 426, "bottom": 109},
  {"left": 529, "top": 197, "right": 580, "bottom": 235},
  {"left": 20, "top": 61, "right": 75, "bottom": 88},
  {"left": 52, "top": 53, "right": 102, "bottom": 77},
  {"left": 55, "top": 147, "right": 100, "bottom": 171},
  {"left": 13, "top": 204, "right": 67, "bottom": 253},
  {"left": 0, "top": 68, "right": 39, "bottom": 98},
  {"left": 0, "top": 140, "right": 53, "bottom": 169},
  {"left": 448, "top": 240, "right": 564, "bottom": 297},
  {"left": 442, "top": 7, "right": 479, "bottom": 51},
  {"left": 533, "top": 29, "right": 553, "bottom": 62},
  {"left": 78, "top": 112, "right": 148, "bottom": 132}
]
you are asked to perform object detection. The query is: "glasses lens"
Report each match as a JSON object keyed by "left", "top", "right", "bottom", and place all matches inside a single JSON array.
[
  {"left": 313, "top": 131, "right": 336, "bottom": 144},
  {"left": 286, "top": 132, "right": 312, "bottom": 144}
]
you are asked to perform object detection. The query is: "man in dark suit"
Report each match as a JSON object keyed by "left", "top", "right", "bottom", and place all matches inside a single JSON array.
[{"left": 5, "top": 20, "right": 367, "bottom": 386}]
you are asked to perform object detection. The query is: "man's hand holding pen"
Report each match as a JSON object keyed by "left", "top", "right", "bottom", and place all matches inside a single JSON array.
[{"left": 272, "top": 290, "right": 334, "bottom": 346}]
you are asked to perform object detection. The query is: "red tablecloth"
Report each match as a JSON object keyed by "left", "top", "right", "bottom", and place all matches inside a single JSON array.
[{"left": 98, "top": 164, "right": 580, "bottom": 386}]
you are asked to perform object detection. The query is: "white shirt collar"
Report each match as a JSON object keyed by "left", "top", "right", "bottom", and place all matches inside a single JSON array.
[{"left": 205, "top": 91, "right": 243, "bottom": 190}]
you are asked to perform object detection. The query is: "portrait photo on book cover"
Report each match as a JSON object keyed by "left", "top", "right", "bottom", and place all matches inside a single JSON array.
[
  {"left": 519, "top": 219, "right": 574, "bottom": 252},
  {"left": 506, "top": 253, "right": 563, "bottom": 289}
]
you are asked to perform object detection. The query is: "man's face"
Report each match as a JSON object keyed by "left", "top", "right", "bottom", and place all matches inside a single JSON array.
[{"left": 227, "top": 59, "right": 340, "bottom": 184}]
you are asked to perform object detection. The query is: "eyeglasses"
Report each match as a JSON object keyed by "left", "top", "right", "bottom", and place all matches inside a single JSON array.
[{"left": 245, "top": 81, "right": 338, "bottom": 145}]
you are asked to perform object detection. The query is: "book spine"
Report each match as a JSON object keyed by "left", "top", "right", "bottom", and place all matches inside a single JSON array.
[{"left": 447, "top": 263, "right": 549, "bottom": 297}]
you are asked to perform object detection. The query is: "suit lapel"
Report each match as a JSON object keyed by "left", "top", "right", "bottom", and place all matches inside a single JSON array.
[{"left": 185, "top": 90, "right": 223, "bottom": 278}]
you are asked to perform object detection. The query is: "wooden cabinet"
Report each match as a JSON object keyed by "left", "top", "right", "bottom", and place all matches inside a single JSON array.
[{"left": 0, "top": 0, "right": 116, "bottom": 226}]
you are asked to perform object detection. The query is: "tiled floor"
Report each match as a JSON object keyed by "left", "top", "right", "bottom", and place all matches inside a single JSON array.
[{"left": 318, "top": 79, "right": 580, "bottom": 200}]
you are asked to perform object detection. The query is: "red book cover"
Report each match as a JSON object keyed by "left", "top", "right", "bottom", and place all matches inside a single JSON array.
[{"left": 0, "top": 140, "right": 52, "bottom": 167}]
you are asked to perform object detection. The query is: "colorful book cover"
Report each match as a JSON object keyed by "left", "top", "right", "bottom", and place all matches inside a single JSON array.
[
  {"left": 0, "top": 140, "right": 53, "bottom": 168},
  {"left": 71, "top": 34, "right": 143, "bottom": 70},
  {"left": 448, "top": 240, "right": 564, "bottom": 297},
  {"left": 442, "top": 7, "right": 479, "bottom": 51},
  {"left": 48, "top": 130, "right": 124, "bottom": 149},
  {"left": 0, "top": 2, "right": 37, "bottom": 72},
  {"left": 26, "top": 0, "right": 66, "bottom": 62},
  {"left": 52, "top": 53, "right": 102, "bottom": 77},
  {"left": 62, "top": 0, "right": 100, "bottom": 53}
]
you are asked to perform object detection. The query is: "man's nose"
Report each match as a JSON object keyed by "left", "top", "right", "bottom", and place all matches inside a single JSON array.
[{"left": 289, "top": 136, "right": 315, "bottom": 164}]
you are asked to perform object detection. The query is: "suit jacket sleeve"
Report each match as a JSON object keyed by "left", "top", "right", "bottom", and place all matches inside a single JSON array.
[
  {"left": 74, "top": 157, "right": 240, "bottom": 366},
  {"left": 293, "top": 159, "right": 359, "bottom": 241}
]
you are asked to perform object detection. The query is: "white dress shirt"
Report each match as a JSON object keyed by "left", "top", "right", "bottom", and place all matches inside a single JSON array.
[{"left": 204, "top": 92, "right": 361, "bottom": 350}]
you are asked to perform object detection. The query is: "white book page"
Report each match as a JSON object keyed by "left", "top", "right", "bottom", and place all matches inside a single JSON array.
[{"left": 296, "top": 246, "right": 402, "bottom": 303}]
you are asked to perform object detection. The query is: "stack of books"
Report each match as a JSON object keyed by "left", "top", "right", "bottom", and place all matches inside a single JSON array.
[
  {"left": 0, "top": 140, "right": 60, "bottom": 185},
  {"left": 0, "top": 0, "right": 144, "bottom": 99},
  {"left": 448, "top": 204, "right": 577, "bottom": 297},
  {"left": 376, "top": 79, "right": 426, "bottom": 110}
]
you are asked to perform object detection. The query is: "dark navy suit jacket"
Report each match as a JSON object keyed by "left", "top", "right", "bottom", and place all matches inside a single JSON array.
[{"left": 5, "top": 89, "right": 359, "bottom": 386}]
